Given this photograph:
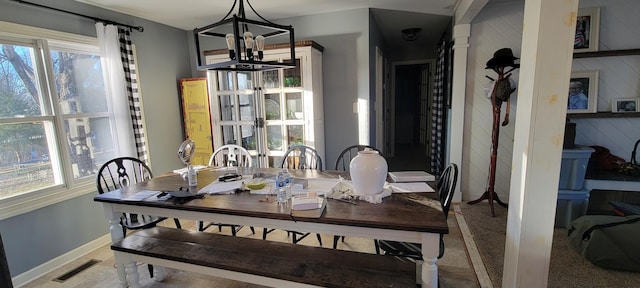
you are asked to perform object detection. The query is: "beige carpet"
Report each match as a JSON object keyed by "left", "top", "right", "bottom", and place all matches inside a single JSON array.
[{"left": 459, "top": 202, "right": 640, "bottom": 288}]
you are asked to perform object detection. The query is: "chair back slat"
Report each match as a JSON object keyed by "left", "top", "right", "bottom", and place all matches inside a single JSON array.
[
  {"left": 281, "top": 145, "right": 323, "bottom": 171},
  {"left": 437, "top": 163, "right": 458, "bottom": 217},
  {"left": 96, "top": 157, "right": 152, "bottom": 194},
  {"left": 209, "top": 144, "right": 253, "bottom": 167}
]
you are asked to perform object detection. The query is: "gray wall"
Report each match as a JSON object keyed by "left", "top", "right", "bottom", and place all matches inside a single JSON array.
[
  {"left": 269, "top": 9, "right": 372, "bottom": 168},
  {"left": 0, "top": 0, "right": 191, "bottom": 277}
]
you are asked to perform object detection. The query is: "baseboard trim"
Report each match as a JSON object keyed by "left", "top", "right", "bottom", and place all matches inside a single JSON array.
[
  {"left": 13, "top": 234, "right": 111, "bottom": 287},
  {"left": 454, "top": 204, "right": 494, "bottom": 288}
]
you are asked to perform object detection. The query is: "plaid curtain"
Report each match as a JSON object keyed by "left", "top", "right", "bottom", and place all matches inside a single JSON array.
[
  {"left": 430, "top": 40, "right": 447, "bottom": 175},
  {"left": 118, "top": 28, "right": 148, "bottom": 163}
]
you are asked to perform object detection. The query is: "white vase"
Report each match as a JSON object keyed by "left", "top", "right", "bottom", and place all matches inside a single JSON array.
[{"left": 349, "top": 149, "right": 388, "bottom": 195}]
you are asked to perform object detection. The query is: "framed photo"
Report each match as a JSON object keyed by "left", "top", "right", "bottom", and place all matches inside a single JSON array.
[
  {"left": 612, "top": 99, "right": 638, "bottom": 113},
  {"left": 574, "top": 7, "right": 600, "bottom": 53},
  {"left": 568, "top": 71, "right": 598, "bottom": 114}
]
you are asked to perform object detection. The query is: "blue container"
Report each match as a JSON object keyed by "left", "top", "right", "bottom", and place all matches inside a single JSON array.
[
  {"left": 555, "top": 189, "right": 590, "bottom": 228},
  {"left": 559, "top": 146, "right": 595, "bottom": 190}
]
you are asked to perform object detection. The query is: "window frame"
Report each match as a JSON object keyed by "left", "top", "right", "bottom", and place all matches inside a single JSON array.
[{"left": 0, "top": 21, "right": 115, "bottom": 220}]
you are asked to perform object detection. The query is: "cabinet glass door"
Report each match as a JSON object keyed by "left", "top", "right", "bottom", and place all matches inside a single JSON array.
[
  {"left": 261, "top": 57, "right": 305, "bottom": 167},
  {"left": 211, "top": 71, "right": 258, "bottom": 164}
]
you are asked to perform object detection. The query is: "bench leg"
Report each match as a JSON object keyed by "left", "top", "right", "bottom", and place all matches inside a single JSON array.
[
  {"left": 121, "top": 253, "right": 141, "bottom": 288},
  {"left": 153, "top": 265, "right": 166, "bottom": 281}
]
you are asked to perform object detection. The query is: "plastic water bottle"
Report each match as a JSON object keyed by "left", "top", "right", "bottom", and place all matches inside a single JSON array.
[{"left": 187, "top": 164, "right": 197, "bottom": 188}]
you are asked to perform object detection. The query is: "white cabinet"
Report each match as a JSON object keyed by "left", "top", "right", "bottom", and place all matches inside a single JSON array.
[{"left": 206, "top": 41, "right": 324, "bottom": 168}]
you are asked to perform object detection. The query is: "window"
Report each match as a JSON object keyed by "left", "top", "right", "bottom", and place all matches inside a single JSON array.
[{"left": 0, "top": 22, "right": 119, "bottom": 214}]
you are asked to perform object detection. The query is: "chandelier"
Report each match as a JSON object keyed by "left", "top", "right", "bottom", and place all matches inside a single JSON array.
[{"left": 193, "top": 0, "right": 296, "bottom": 72}]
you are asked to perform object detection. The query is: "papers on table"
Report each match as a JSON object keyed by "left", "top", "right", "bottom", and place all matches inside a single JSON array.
[
  {"left": 302, "top": 178, "right": 340, "bottom": 195},
  {"left": 199, "top": 178, "right": 245, "bottom": 194},
  {"left": 389, "top": 182, "right": 435, "bottom": 193},
  {"left": 172, "top": 165, "right": 207, "bottom": 175},
  {"left": 388, "top": 171, "right": 435, "bottom": 182},
  {"left": 123, "top": 190, "right": 161, "bottom": 201}
]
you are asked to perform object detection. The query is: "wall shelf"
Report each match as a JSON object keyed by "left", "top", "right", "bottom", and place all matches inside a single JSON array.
[
  {"left": 568, "top": 112, "right": 640, "bottom": 119},
  {"left": 573, "top": 49, "right": 640, "bottom": 59}
]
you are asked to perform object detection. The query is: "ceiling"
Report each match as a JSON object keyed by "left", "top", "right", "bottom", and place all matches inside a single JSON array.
[{"left": 75, "top": 0, "right": 456, "bottom": 48}]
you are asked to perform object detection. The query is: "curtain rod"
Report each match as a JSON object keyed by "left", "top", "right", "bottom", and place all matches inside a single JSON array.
[{"left": 11, "top": 0, "right": 144, "bottom": 32}]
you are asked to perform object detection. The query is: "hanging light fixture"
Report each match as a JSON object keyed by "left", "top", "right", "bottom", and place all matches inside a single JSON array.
[{"left": 193, "top": 0, "right": 296, "bottom": 72}]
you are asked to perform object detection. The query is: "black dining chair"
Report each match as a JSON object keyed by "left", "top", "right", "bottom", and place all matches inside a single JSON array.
[
  {"left": 375, "top": 163, "right": 458, "bottom": 260},
  {"left": 96, "top": 157, "right": 182, "bottom": 278},
  {"left": 335, "top": 144, "right": 382, "bottom": 171},
  {"left": 280, "top": 145, "right": 323, "bottom": 171},
  {"left": 263, "top": 145, "right": 324, "bottom": 245},
  {"left": 201, "top": 145, "right": 255, "bottom": 236},
  {"left": 332, "top": 145, "right": 383, "bottom": 249}
]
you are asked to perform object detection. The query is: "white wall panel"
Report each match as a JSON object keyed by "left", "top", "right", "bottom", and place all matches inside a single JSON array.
[{"left": 464, "top": 0, "right": 640, "bottom": 201}]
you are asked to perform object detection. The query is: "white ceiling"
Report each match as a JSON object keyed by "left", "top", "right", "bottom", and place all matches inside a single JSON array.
[
  {"left": 74, "top": 0, "right": 457, "bottom": 48},
  {"left": 75, "top": 0, "right": 457, "bottom": 31}
]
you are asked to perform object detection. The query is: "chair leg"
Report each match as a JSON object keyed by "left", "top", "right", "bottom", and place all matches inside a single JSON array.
[
  {"left": 173, "top": 218, "right": 181, "bottom": 229},
  {"left": 148, "top": 264, "right": 154, "bottom": 278},
  {"left": 332, "top": 235, "right": 344, "bottom": 249},
  {"left": 250, "top": 226, "right": 255, "bottom": 234},
  {"left": 198, "top": 221, "right": 204, "bottom": 232},
  {"left": 374, "top": 239, "right": 381, "bottom": 255},
  {"left": 315, "top": 233, "right": 322, "bottom": 247}
]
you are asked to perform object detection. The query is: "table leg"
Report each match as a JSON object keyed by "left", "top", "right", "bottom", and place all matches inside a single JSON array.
[
  {"left": 103, "top": 205, "right": 128, "bottom": 287},
  {"left": 420, "top": 233, "right": 440, "bottom": 288}
]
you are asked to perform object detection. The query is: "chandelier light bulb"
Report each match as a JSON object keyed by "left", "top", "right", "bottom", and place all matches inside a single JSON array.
[
  {"left": 255, "top": 35, "right": 265, "bottom": 60},
  {"left": 225, "top": 33, "right": 236, "bottom": 60},
  {"left": 243, "top": 31, "right": 254, "bottom": 60}
]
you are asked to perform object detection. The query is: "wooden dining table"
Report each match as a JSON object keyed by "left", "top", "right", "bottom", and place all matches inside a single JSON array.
[{"left": 94, "top": 167, "right": 448, "bottom": 287}]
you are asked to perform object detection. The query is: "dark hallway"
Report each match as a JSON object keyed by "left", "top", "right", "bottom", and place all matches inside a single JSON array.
[
  {"left": 385, "top": 64, "right": 431, "bottom": 173},
  {"left": 386, "top": 143, "right": 430, "bottom": 172}
]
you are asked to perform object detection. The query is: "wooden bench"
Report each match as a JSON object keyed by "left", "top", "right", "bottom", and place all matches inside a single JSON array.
[{"left": 111, "top": 226, "right": 416, "bottom": 287}]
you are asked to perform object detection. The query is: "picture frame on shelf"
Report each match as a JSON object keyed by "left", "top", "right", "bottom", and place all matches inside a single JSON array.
[
  {"left": 612, "top": 99, "right": 638, "bottom": 113},
  {"left": 568, "top": 71, "right": 598, "bottom": 114},
  {"left": 574, "top": 7, "right": 600, "bottom": 53}
]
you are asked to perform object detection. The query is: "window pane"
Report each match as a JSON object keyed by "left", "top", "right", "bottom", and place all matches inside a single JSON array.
[
  {"left": 263, "top": 70, "right": 279, "bottom": 89},
  {"left": 283, "top": 58, "right": 301, "bottom": 87},
  {"left": 218, "top": 95, "right": 236, "bottom": 121},
  {"left": 239, "top": 94, "right": 254, "bottom": 121},
  {"left": 0, "top": 43, "right": 44, "bottom": 118},
  {"left": 64, "top": 117, "right": 115, "bottom": 178},
  {"left": 264, "top": 93, "right": 280, "bottom": 120},
  {"left": 0, "top": 122, "right": 57, "bottom": 199},
  {"left": 266, "top": 125, "right": 282, "bottom": 151},
  {"left": 221, "top": 125, "right": 236, "bottom": 145},
  {"left": 240, "top": 125, "right": 256, "bottom": 150},
  {"left": 285, "top": 92, "right": 303, "bottom": 120},
  {"left": 217, "top": 71, "right": 233, "bottom": 91},
  {"left": 287, "top": 125, "right": 304, "bottom": 146},
  {"left": 237, "top": 72, "right": 253, "bottom": 90},
  {"left": 52, "top": 50, "right": 108, "bottom": 114},
  {"left": 66, "top": 118, "right": 114, "bottom": 178}
]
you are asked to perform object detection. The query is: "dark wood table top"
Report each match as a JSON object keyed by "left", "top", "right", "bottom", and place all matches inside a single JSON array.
[{"left": 94, "top": 168, "right": 448, "bottom": 234}]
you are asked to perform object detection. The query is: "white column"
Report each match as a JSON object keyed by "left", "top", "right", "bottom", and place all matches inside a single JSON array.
[
  {"left": 449, "top": 24, "right": 470, "bottom": 203},
  {"left": 503, "top": 0, "right": 578, "bottom": 287}
]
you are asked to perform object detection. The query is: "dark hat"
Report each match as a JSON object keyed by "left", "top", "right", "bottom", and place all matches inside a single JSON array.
[{"left": 486, "top": 48, "right": 520, "bottom": 69}]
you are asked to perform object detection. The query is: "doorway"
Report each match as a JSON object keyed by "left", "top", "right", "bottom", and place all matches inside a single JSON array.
[{"left": 386, "top": 60, "right": 434, "bottom": 172}]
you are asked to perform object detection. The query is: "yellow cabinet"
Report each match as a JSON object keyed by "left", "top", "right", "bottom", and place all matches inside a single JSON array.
[{"left": 179, "top": 78, "right": 213, "bottom": 166}]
